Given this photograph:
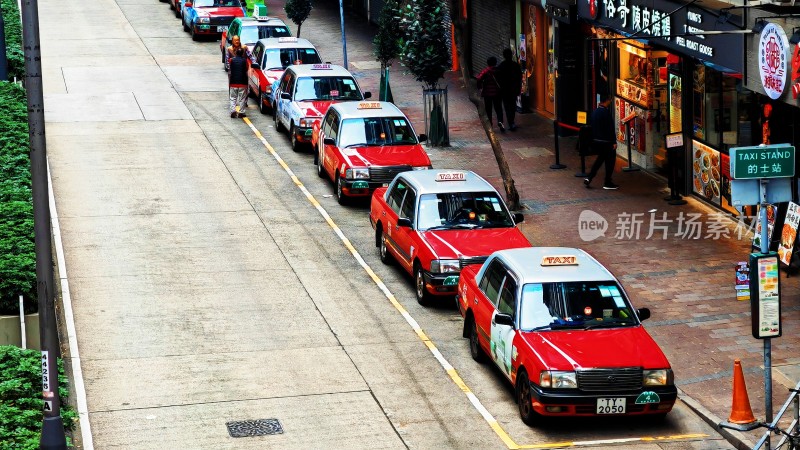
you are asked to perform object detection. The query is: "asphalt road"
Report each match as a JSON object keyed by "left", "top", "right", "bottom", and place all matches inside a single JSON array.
[{"left": 40, "top": 0, "right": 733, "bottom": 447}]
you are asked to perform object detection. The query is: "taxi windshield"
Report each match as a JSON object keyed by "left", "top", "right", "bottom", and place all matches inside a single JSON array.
[
  {"left": 339, "top": 117, "right": 417, "bottom": 148},
  {"left": 294, "top": 76, "right": 362, "bottom": 101},
  {"left": 240, "top": 26, "right": 291, "bottom": 43},
  {"left": 194, "top": 0, "right": 240, "bottom": 7},
  {"left": 417, "top": 192, "right": 514, "bottom": 230},
  {"left": 263, "top": 48, "right": 321, "bottom": 70},
  {"left": 518, "top": 281, "right": 637, "bottom": 331}
]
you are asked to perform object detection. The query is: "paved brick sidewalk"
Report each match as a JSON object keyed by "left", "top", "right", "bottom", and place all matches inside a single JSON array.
[{"left": 266, "top": 1, "right": 800, "bottom": 444}]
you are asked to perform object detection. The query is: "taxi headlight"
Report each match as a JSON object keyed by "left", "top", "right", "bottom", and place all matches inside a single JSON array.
[
  {"left": 345, "top": 168, "right": 370, "bottom": 180},
  {"left": 540, "top": 371, "right": 577, "bottom": 389},
  {"left": 430, "top": 259, "right": 460, "bottom": 274},
  {"left": 264, "top": 85, "right": 272, "bottom": 94},
  {"left": 199, "top": 17, "right": 210, "bottom": 23},
  {"left": 643, "top": 369, "right": 673, "bottom": 386},
  {"left": 412, "top": 166, "right": 431, "bottom": 170}
]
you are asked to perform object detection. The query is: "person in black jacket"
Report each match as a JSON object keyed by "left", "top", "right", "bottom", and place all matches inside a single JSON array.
[
  {"left": 496, "top": 48, "right": 522, "bottom": 131},
  {"left": 228, "top": 48, "right": 249, "bottom": 118},
  {"left": 583, "top": 93, "right": 619, "bottom": 190}
]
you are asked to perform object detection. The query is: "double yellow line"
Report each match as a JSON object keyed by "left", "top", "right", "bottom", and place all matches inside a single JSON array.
[{"left": 241, "top": 117, "right": 708, "bottom": 449}]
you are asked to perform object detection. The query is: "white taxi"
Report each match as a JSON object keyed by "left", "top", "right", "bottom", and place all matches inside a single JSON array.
[{"left": 272, "top": 64, "right": 371, "bottom": 152}]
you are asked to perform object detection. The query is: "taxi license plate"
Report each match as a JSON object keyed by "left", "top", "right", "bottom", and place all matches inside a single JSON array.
[
  {"left": 217, "top": 26, "right": 228, "bottom": 32},
  {"left": 596, "top": 398, "right": 626, "bottom": 414}
]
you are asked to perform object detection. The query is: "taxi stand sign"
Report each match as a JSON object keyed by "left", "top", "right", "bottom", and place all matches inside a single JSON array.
[
  {"left": 749, "top": 252, "right": 782, "bottom": 339},
  {"left": 253, "top": 4, "right": 268, "bottom": 19},
  {"left": 730, "top": 144, "right": 795, "bottom": 180}
]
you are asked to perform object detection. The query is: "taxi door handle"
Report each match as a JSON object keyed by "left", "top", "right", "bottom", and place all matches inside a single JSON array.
[
  {"left": 473, "top": 297, "right": 478, "bottom": 305},
  {"left": 382, "top": 211, "right": 386, "bottom": 216}
]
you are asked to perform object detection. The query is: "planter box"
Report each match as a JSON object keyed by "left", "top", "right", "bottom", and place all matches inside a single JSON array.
[{"left": 0, "top": 313, "right": 40, "bottom": 349}]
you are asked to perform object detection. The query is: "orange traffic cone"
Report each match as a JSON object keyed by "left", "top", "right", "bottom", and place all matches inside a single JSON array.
[{"left": 728, "top": 359, "right": 757, "bottom": 424}]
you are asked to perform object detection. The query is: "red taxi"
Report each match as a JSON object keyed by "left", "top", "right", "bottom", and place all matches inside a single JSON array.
[
  {"left": 457, "top": 247, "right": 676, "bottom": 425},
  {"left": 248, "top": 37, "right": 321, "bottom": 115},
  {"left": 369, "top": 170, "right": 530, "bottom": 305},
  {"left": 312, "top": 101, "right": 431, "bottom": 204},
  {"left": 181, "top": 0, "right": 246, "bottom": 41}
]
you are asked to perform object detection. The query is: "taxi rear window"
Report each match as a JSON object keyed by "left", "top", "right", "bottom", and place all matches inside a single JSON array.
[
  {"left": 519, "top": 281, "right": 636, "bottom": 331},
  {"left": 417, "top": 192, "right": 514, "bottom": 231},
  {"left": 240, "top": 26, "right": 291, "bottom": 43},
  {"left": 262, "top": 48, "right": 321, "bottom": 70}
]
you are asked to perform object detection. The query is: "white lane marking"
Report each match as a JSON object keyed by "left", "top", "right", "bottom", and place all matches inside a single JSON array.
[{"left": 48, "top": 160, "right": 94, "bottom": 450}]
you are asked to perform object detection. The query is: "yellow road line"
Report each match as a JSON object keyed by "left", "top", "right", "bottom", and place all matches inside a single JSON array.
[{"left": 241, "top": 117, "right": 711, "bottom": 450}]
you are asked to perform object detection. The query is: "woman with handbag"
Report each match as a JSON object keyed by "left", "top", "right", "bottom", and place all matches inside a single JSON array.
[{"left": 476, "top": 56, "right": 505, "bottom": 131}]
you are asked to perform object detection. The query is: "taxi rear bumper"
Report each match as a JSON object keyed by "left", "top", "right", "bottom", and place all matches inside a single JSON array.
[
  {"left": 294, "top": 126, "right": 314, "bottom": 143},
  {"left": 530, "top": 385, "right": 677, "bottom": 416}
]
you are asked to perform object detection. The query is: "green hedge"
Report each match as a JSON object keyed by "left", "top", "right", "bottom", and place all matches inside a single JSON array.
[
  {"left": 1, "top": 0, "right": 24, "bottom": 80},
  {"left": 0, "top": 82, "right": 35, "bottom": 315},
  {"left": 0, "top": 346, "right": 76, "bottom": 449}
]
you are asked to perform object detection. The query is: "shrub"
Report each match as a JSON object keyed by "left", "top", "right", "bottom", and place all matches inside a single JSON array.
[
  {"left": 2, "top": 0, "right": 24, "bottom": 80},
  {"left": 399, "top": 0, "right": 451, "bottom": 90},
  {"left": 0, "top": 346, "right": 77, "bottom": 449},
  {"left": 0, "top": 82, "right": 35, "bottom": 314},
  {"left": 284, "top": 0, "right": 312, "bottom": 37}
]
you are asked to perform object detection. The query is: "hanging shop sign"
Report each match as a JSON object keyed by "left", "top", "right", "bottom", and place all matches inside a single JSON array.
[
  {"left": 577, "top": 0, "right": 744, "bottom": 72},
  {"left": 759, "top": 23, "right": 789, "bottom": 100}
]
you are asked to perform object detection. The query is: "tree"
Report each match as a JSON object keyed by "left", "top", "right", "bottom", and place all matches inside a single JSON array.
[
  {"left": 399, "top": 0, "right": 451, "bottom": 90},
  {"left": 373, "top": 0, "right": 402, "bottom": 101},
  {"left": 284, "top": 0, "right": 312, "bottom": 38}
]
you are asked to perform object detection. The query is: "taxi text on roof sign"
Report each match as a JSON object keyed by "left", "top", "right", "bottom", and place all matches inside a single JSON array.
[
  {"left": 278, "top": 37, "right": 298, "bottom": 43},
  {"left": 253, "top": 4, "right": 268, "bottom": 19},
  {"left": 357, "top": 102, "right": 382, "bottom": 109},
  {"left": 312, "top": 64, "right": 332, "bottom": 70},
  {"left": 540, "top": 255, "right": 578, "bottom": 266},
  {"left": 435, "top": 171, "right": 466, "bottom": 182}
]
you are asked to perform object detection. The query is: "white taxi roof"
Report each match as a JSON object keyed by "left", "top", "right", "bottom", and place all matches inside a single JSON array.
[
  {"left": 287, "top": 63, "right": 352, "bottom": 78},
  {"left": 330, "top": 101, "right": 405, "bottom": 120},
  {"left": 395, "top": 170, "right": 496, "bottom": 196},
  {"left": 255, "top": 37, "right": 316, "bottom": 50},
  {"left": 491, "top": 247, "right": 615, "bottom": 283},
  {"left": 240, "top": 17, "right": 286, "bottom": 26}
]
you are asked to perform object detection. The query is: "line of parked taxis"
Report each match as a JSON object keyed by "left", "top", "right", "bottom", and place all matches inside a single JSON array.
[{"left": 160, "top": 0, "right": 678, "bottom": 427}]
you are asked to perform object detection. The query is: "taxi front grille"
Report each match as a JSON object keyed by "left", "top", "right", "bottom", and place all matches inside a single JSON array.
[
  {"left": 459, "top": 256, "right": 488, "bottom": 268},
  {"left": 369, "top": 166, "right": 412, "bottom": 184},
  {"left": 576, "top": 368, "right": 642, "bottom": 392},
  {"left": 209, "top": 16, "right": 234, "bottom": 26}
]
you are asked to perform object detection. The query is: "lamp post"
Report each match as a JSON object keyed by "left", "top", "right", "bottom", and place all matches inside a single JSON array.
[
  {"left": 338, "top": 0, "right": 347, "bottom": 68},
  {"left": 19, "top": 0, "right": 67, "bottom": 447}
]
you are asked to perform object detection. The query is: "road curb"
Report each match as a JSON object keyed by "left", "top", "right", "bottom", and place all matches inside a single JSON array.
[{"left": 678, "top": 387, "right": 755, "bottom": 450}]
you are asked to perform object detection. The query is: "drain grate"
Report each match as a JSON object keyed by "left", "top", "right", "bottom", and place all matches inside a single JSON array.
[{"left": 226, "top": 418, "right": 284, "bottom": 438}]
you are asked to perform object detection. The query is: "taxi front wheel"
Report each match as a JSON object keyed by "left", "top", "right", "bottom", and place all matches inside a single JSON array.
[
  {"left": 336, "top": 176, "right": 348, "bottom": 205},
  {"left": 259, "top": 92, "right": 269, "bottom": 115},
  {"left": 516, "top": 370, "right": 538, "bottom": 426},
  {"left": 415, "top": 265, "right": 432, "bottom": 306}
]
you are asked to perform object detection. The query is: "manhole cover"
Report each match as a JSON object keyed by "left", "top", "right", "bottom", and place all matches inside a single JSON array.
[
  {"left": 513, "top": 146, "right": 553, "bottom": 159},
  {"left": 226, "top": 418, "right": 284, "bottom": 438}
]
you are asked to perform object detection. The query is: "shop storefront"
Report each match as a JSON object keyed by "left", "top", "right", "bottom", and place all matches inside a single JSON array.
[
  {"left": 524, "top": 0, "right": 558, "bottom": 117},
  {"left": 575, "top": 0, "right": 747, "bottom": 208}
]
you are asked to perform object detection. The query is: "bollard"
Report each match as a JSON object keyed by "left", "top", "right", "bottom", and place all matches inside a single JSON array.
[
  {"left": 550, "top": 120, "right": 566, "bottom": 170},
  {"left": 622, "top": 118, "right": 640, "bottom": 172}
]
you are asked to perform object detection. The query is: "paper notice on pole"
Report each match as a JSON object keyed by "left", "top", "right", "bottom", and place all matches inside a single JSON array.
[{"left": 756, "top": 255, "right": 781, "bottom": 338}]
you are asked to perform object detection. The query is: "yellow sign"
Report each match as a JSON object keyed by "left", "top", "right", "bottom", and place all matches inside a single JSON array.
[
  {"left": 577, "top": 111, "right": 587, "bottom": 124},
  {"left": 541, "top": 255, "right": 578, "bottom": 266}
]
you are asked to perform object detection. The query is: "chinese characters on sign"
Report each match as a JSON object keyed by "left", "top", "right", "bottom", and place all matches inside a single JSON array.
[
  {"left": 601, "top": 0, "right": 670, "bottom": 36},
  {"left": 759, "top": 23, "right": 789, "bottom": 100},
  {"left": 735, "top": 261, "right": 750, "bottom": 301},
  {"left": 729, "top": 144, "right": 795, "bottom": 179}
]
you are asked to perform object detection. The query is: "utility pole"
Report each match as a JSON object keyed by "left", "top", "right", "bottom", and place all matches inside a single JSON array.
[
  {"left": 0, "top": 1, "right": 8, "bottom": 81},
  {"left": 338, "top": 0, "right": 347, "bottom": 68},
  {"left": 19, "top": 0, "right": 67, "bottom": 446}
]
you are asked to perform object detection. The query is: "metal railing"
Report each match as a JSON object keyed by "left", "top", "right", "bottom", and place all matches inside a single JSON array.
[{"left": 754, "top": 382, "right": 800, "bottom": 449}]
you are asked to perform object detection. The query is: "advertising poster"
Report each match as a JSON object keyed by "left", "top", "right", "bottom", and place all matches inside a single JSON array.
[
  {"left": 753, "top": 204, "right": 778, "bottom": 250},
  {"left": 691, "top": 140, "right": 721, "bottom": 205},
  {"left": 668, "top": 73, "right": 682, "bottom": 134},
  {"left": 778, "top": 202, "right": 800, "bottom": 265},
  {"left": 750, "top": 254, "right": 781, "bottom": 338},
  {"left": 735, "top": 261, "right": 750, "bottom": 301}
]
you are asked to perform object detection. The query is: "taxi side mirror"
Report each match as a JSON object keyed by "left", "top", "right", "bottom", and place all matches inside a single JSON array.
[
  {"left": 637, "top": 308, "right": 651, "bottom": 321},
  {"left": 418, "top": 134, "right": 427, "bottom": 142},
  {"left": 280, "top": 92, "right": 291, "bottom": 100},
  {"left": 251, "top": 62, "right": 260, "bottom": 69},
  {"left": 494, "top": 313, "right": 514, "bottom": 327},
  {"left": 396, "top": 217, "right": 412, "bottom": 228},
  {"left": 513, "top": 212, "right": 524, "bottom": 224},
  {"left": 363, "top": 91, "right": 372, "bottom": 99},
  {"left": 323, "top": 137, "right": 335, "bottom": 146}
]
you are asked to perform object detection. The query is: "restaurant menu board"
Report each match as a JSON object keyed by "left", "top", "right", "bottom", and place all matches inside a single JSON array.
[
  {"left": 692, "top": 140, "right": 721, "bottom": 205},
  {"left": 735, "top": 261, "right": 750, "bottom": 301},
  {"left": 750, "top": 253, "right": 781, "bottom": 339},
  {"left": 753, "top": 204, "right": 777, "bottom": 250},
  {"left": 668, "top": 73, "right": 682, "bottom": 134},
  {"left": 778, "top": 202, "right": 800, "bottom": 266},
  {"left": 719, "top": 153, "right": 739, "bottom": 215}
]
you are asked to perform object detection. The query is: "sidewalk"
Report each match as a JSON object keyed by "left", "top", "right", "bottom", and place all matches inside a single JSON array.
[{"left": 272, "top": 1, "right": 799, "bottom": 446}]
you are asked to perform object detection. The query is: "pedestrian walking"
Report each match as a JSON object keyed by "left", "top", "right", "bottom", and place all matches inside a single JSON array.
[
  {"left": 228, "top": 48, "right": 249, "bottom": 118},
  {"left": 227, "top": 36, "right": 251, "bottom": 107},
  {"left": 496, "top": 48, "right": 522, "bottom": 131},
  {"left": 476, "top": 56, "right": 504, "bottom": 131},
  {"left": 583, "top": 93, "right": 619, "bottom": 190}
]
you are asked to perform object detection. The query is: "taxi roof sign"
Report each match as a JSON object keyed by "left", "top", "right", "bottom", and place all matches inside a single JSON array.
[
  {"left": 435, "top": 171, "right": 466, "bottom": 182},
  {"left": 253, "top": 4, "right": 269, "bottom": 19},
  {"left": 277, "top": 37, "right": 298, "bottom": 43},
  {"left": 357, "top": 102, "right": 382, "bottom": 109},
  {"left": 541, "top": 255, "right": 578, "bottom": 266},
  {"left": 312, "top": 63, "right": 332, "bottom": 70}
]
